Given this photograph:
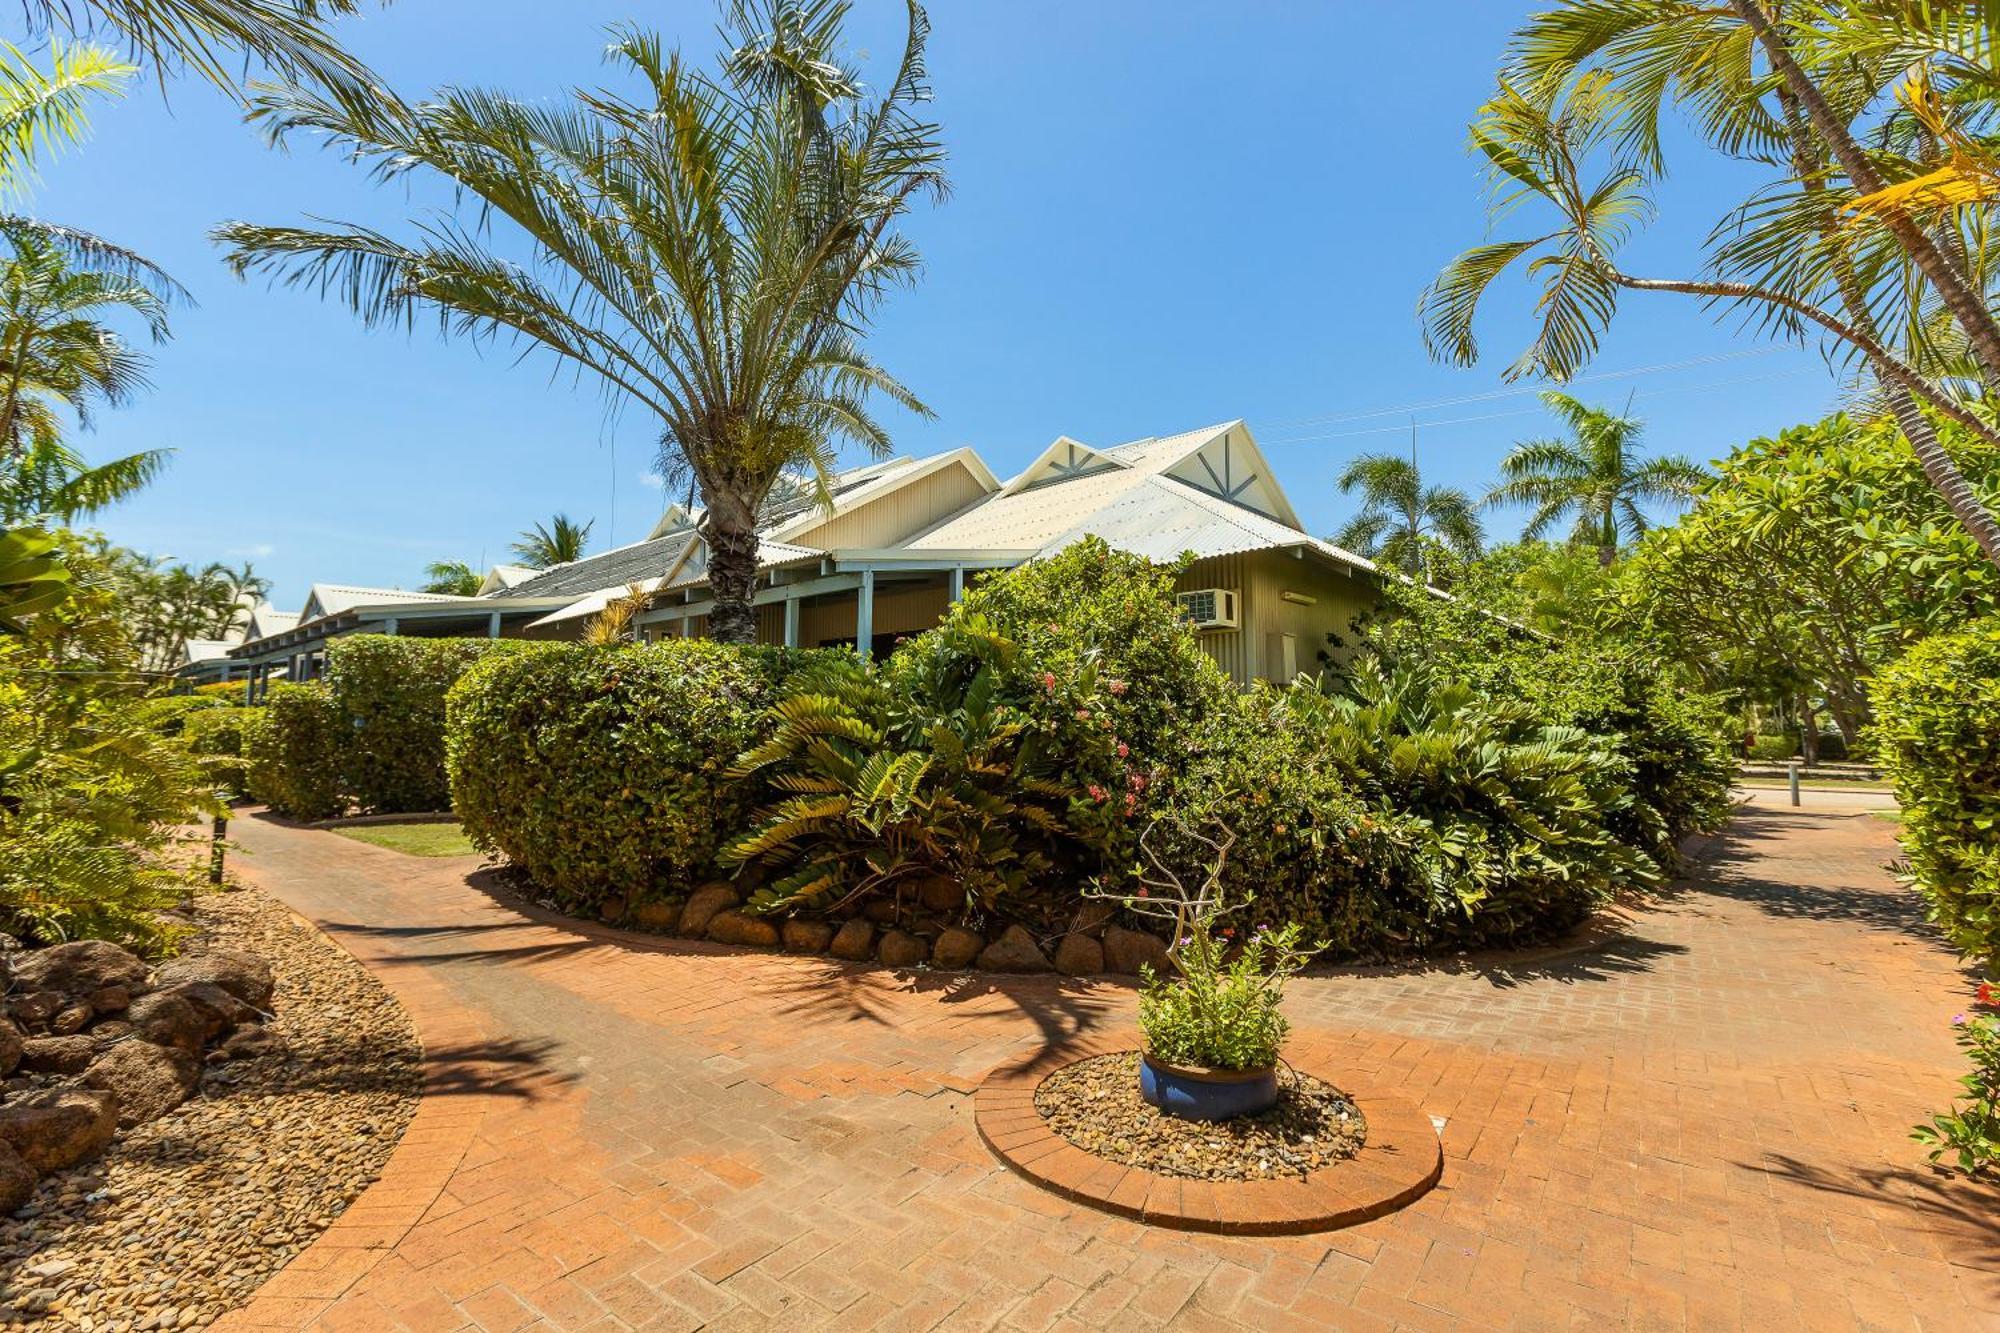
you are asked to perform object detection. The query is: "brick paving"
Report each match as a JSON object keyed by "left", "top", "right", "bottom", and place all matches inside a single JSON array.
[{"left": 212, "top": 804, "right": 2000, "bottom": 1331}]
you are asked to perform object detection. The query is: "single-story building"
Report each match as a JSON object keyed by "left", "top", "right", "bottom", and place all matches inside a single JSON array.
[{"left": 226, "top": 420, "right": 1388, "bottom": 689}]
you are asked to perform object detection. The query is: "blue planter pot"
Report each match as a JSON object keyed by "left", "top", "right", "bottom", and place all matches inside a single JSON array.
[{"left": 1139, "top": 1052, "right": 1280, "bottom": 1121}]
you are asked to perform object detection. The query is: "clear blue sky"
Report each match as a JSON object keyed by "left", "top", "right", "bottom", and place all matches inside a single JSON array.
[{"left": 37, "top": 1, "right": 1836, "bottom": 607}]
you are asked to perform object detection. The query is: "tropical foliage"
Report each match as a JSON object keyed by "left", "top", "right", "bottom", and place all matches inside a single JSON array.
[
  {"left": 420, "top": 559, "right": 481, "bottom": 595},
  {"left": 1332, "top": 452, "right": 1482, "bottom": 579},
  {"left": 216, "top": 0, "right": 948, "bottom": 643},
  {"left": 509, "top": 515, "right": 591, "bottom": 570},
  {"left": 20, "top": 0, "right": 375, "bottom": 99},
  {"left": 1488, "top": 393, "right": 1705, "bottom": 565},
  {"left": 1914, "top": 997, "right": 2000, "bottom": 1178},
  {"left": 105, "top": 547, "right": 267, "bottom": 673}
]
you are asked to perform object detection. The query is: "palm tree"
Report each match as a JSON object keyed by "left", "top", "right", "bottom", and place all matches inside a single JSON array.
[
  {"left": 1487, "top": 393, "right": 1706, "bottom": 566},
  {"left": 0, "top": 232, "right": 175, "bottom": 524},
  {"left": 1333, "top": 453, "right": 1483, "bottom": 581},
  {"left": 215, "top": 1, "right": 947, "bottom": 642},
  {"left": 421, "top": 559, "right": 481, "bottom": 595},
  {"left": 510, "top": 515, "right": 592, "bottom": 570},
  {"left": 20, "top": 1, "right": 373, "bottom": 100}
]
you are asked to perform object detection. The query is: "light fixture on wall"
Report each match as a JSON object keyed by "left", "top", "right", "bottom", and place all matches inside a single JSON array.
[{"left": 1279, "top": 590, "right": 1317, "bottom": 606}]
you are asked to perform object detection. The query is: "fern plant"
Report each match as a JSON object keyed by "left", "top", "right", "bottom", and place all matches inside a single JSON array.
[{"left": 723, "top": 618, "right": 1086, "bottom": 920}]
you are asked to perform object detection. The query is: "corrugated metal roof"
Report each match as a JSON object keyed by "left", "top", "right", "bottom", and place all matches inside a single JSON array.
[
  {"left": 493, "top": 533, "right": 698, "bottom": 600},
  {"left": 304, "top": 584, "right": 479, "bottom": 617},
  {"left": 245, "top": 607, "right": 298, "bottom": 639}
]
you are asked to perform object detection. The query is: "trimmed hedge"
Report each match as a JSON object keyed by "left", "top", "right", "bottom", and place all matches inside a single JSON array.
[
  {"left": 326, "top": 635, "right": 538, "bottom": 813},
  {"left": 1873, "top": 621, "right": 2000, "bottom": 965},
  {"left": 245, "top": 684, "right": 344, "bottom": 820},
  {"left": 446, "top": 641, "right": 822, "bottom": 912},
  {"left": 182, "top": 705, "right": 257, "bottom": 795},
  {"left": 132, "top": 693, "right": 232, "bottom": 738}
]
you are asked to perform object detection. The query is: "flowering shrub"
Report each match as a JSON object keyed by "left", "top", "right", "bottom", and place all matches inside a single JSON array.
[{"left": 1913, "top": 984, "right": 2000, "bottom": 1177}]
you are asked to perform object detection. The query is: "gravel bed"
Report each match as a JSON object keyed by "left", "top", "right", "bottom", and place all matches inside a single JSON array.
[
  {"left": 1034, "top": 1051, "right": 1367, "bottom": 1181},
  {"left": 0, "top": 885, "right": 423, "bottom": 1329}
]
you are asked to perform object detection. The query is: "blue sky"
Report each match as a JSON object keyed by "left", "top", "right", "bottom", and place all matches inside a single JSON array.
[{"left": 37, "top": 1, "right": 1836, "bottom": 606}]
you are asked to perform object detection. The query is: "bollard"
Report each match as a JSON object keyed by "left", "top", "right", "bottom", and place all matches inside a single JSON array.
[
  {"left": 1787, "top": 761, "right": 1801, "bottom": 807},
  {"left": 209, "top": 812, "right": 228, "bottom": 886}
]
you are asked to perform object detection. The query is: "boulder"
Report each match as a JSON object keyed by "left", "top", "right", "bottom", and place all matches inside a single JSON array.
[
  {"left": 90, "top": 985, "right": 132, "bottom": 1015},
  {"left": 10, "top": 941, "right": 148, "bottom": 1003},
  {"left": 977, "top": 925, "right": 1053, "bottom": 973},
  {"left": 152, "top": 949, "right": 274, "bottom": 1011},
  {"left": 706, "top": 911, "right": 780, "bottom": 949},
  {"left": 125, "top": 992, "right": 207, "bottom": 1055},
  {"left": 212, "top": 1024, "right": 286, "bottom": 1063},
  {"left": 677, "top": 885, "right": 739, "bottom": 939},
  {"left": 50, "top": 1005, "right": 91, "bottom": 1036},
  {"left": 19, "top": 1037, "right": 97, "bottom": 1076},
  {"left": 0, "top": 1088, "right": 117, "bottom": 1172},
  {"left": 0, "top": 1021, "right": 19, "bottom": 1078},
  {"left": 1071, "top": 902, "right": 1117, "bottom": 938},
  {"left": 1103, "top": 925, "right": 1172, "bottom": 976},
  {"left": 598, "top": 896, "right": 628, "bottom": 924},
  {"left": 8, "top": 992, "right": 59, "bottom": 1030},
  {"left": 0, "top": 1141, "right": 35, "bottom": 1214},
  {"left": 83, "top": 1042, "right": 201, "bottom": 1127},
  {"left": 876, "top": 930, "right": 929, "bottom": 968},
  {"left": 1053, "top": 934, "right": 1106, "bottom": 978},
  {"left": 828, "top": 920, "right": 874, "bottom": 962},
  {"left": 631, "top": 900, "right": 680, "bottom": 931},
  {"left": 158, "top": 982, "right": 255, "bottom": 1035},
  {"left": 929, "top": 927, "right": 984, "bottom": 970},
  {"left": 781, "top": 920, "right": 835, "bottom": 954},
  {"left": 862, "top": 900, "right": 899, "bottom": 925},
  {"left": 916, "top": 877, "right": 964, "bottom": 913}
]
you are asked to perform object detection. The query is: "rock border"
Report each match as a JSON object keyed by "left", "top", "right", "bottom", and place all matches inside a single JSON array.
[{"left": 974, "top": 1037, "right": 1441, "bottom": 1235}]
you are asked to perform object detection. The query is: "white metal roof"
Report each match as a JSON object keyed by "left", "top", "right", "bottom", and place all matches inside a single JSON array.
[{"left": 301, "top": 584, "right": 479, "bottom": 619}]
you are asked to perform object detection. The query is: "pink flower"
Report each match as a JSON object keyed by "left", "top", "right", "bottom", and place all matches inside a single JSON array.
[
  {"left": 1075, "top": 709, "right": 1090, "bottom": 721},
  {"left": 1116, "top": 743, "right": 1129, "bottom": 759},
  {"left": 1088, "top": 784, "right": 1107, "bottom": 801},
  {"left": 1041, "top": 672, "right": 1056, "bottom": 692},
  {"left": 1109, "top": 679, "right": 1128, "bottom": 696},
  {"left": 1123, "top": 793, "right": 1137, "bottom": 814}
]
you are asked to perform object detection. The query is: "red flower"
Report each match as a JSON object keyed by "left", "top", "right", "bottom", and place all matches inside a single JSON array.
[
  {"left": 1108, "top": 679, "right": 1128, "bottom": 696},
  {"left": 1116, "top": 742, "right": 1130, "bottom": 758},
  {"left": 1041, "top": 672, "right": 1056, "bottom": 692},
  {"left": 1979, "top": 981, "right": 1999, "bottom": 1008}
]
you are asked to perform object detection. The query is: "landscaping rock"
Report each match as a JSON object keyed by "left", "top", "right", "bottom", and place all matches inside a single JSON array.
[
  {"left": 19, "top": 1036, "right": 98, "bottom": 1076},
  {"left": 862, "top": 900, "right": 900, "bottom": 925},
  {"left": 124, "top": 992, "right": 207, "bottom": 1055},
  {"left": 916, "top": 877, "right": 964, "bottom": 913},
  {"left": 707, "top": 910, "right": 780, "bottom": 949},
  {"left": 10, "top": 940, "right": 149, "bottom": 1004},
  {"left": 0, "top": 1021, "right": 20, "bottom": 1078},
  {"left": 0, "top": 1142, "right": 34, "bottom": 1214},
  {"left": 781, "top": 920, "right": 835, "bottom": 954},
  {"left": 159, "top": 980, "right": 257, "bottom": 1033},
  {"left": 50, "top": 1004, "right": 92, "bottom": 1035},
  {"left": 930, "top": 926, "right": 984, "bottom": 970},
  {"left": 877, "top": 930, "right": 929, "bottom": 968},
  {"left": 599, "top": 896, "right": 628, "bottom": 924},
  {"left": 1071, "top": 902, "right": 1117, "bottom": 937},
  {"left": 8, "top": 991, "right": 59, "bottom": 1030},
  {"left": 0, "top": 1087, "right": 117, "bottom": 1172},
  {"left": 828, "top": 920, "right": 874, "bottom": 962},
  {"left": 631, "top": 900, "right": 680, "bottom": 931},
  {"left": 83, "top": 1041, "right": 201, "bottom": 1127},
  {"left": 212, "top": 1023, "right": 286, "bottom": 1063},
  {"left": 677, "top": 885, "right": 739, "bottom": 939},
  {"left": 1103, "top": 925, "right": 1172, "bottom": 975},
  {"left": 978, "top": 925, "right": 1053, "bottom": 973},
  {"left": 90, "top": 984, "right": 133, "bottom": 1014},
  {"left": 1053, "top": 933, "right": 1106, "bottom": 977},
  {"left": 152, "top": 948, "right": 275, "bottom": 1010}
]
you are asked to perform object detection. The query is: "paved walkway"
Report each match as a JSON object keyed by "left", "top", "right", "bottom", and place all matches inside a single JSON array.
[{"left": 213, "top": 807, "right": 1998, "bottom": 1332}]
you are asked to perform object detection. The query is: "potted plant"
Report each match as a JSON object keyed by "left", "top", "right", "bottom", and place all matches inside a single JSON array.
[{"left": 1097, "top": 820, "right": 1318, "bottom": 1121}]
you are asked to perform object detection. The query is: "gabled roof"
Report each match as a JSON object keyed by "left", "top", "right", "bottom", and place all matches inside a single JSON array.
[
  {"left": 181, "top": 638, "right": 235, "bottom": 665},
  {"left": 1000, "top": 436, "right": 1127, "bottom": 494},
  {"left": 1039, "top": 474, "right": 1378, "bottom": 571},
  {"left": 476, "top": 565, "right": 537, "bottom": 595},
  {"left": 298, "top": 584, "right": 478, "bottom": 622},
  {"left": 764, "top": 448, "right": 998, "bottom": 545},
  {"left": 485, "top": 532, "right": 699, "bottom": 601},
  {"left": 244, "top": 606, "right": 298, "bottom": 640}
]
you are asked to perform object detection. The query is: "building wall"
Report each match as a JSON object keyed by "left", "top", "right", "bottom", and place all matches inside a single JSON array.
[
  {"left": 787, "top": 464, "right": 991, "bottom": 551},
  {"left": 753, "top": 579, "right": 952, "bottom": 649},
  {"left": 1175, "top": 552, "right": 1380, "bottom": 687}
]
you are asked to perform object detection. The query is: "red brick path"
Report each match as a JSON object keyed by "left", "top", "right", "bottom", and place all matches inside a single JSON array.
[{"left": 213, "top": 806, "right": 1999, "bottom": 1331}]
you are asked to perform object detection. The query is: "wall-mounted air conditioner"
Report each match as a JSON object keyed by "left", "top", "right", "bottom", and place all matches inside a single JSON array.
[{"left": 1176, "top": 587, "right": 1240, "bottom": 630}]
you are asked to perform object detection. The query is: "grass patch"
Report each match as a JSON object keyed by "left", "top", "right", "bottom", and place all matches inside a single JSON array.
[{"left": 333, "top": 821, "right": 477, "bottom": 857}]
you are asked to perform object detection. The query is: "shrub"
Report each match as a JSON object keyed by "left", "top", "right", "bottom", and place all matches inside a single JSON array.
[
  {"left": 194, "top": 680, "right": 248, "bottom": 700},
  {"left": 1872, "top": 621, "right": 2000, "bottom": 964},
  {"left": 724, "top": 619, "right": 1092, "bottom": 920},
  {"left": 446, "top": 641, "right": 815, "bottom": 912},
  {"left": 326, "top": 635, "right": 537, "bottom": 814},
  {"left": 131, "top": 692, "right": 232, "bottom": 738},
  {"left": 182, "top": 705, "right": 257, "bottom": 795},
  {"left": 246, "top": 683, "right": 346, "bottom": 821},
  {"left": 1747, "top": 734, "right": 1797, "bottom": 762},
  {"left": 1913, "top": 998, "right": 2000, "bottom": 1178}
]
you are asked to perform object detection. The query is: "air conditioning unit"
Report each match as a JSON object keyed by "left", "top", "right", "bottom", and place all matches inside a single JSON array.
[{"left": 1176, "top": 587, "right": 1240, "bottom": 630}]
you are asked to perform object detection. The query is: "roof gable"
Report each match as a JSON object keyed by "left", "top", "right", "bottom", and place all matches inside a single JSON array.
[
  {"left": 1159, "top": 423, "right": 1300, "bottom": 528},
  {"left": 1003, "top": 436, "right": 1128, "bottom": 495}
]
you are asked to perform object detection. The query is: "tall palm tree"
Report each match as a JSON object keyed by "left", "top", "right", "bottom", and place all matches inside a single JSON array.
[
  {"left": 215, "top": 1, "right": 947, "bottom": 642},
  {"left": 1333, "top": 453, "right": 1483, "bottom": 581},
  {"left": 421, "top": 559, "right": 481, "bottom": 595},
  {"left": 20, "top": 1, "right": 373, "bottom": 101},
  {"left": 1487, "top": 392, "right": 1706, "bottom": 566},
  {"left": 0, "top": 232, "right": 175, "bottom": 524},
  {"left": 510, "top": 515, "right": 592, "bottom": 570}
]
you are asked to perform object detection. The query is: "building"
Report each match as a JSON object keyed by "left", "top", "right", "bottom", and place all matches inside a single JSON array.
[{"left": 227, "top": 420, "right": 1388, "bottom": 689}]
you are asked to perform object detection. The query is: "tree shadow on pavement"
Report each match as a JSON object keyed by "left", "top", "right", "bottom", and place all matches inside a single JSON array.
[{"left": 1687, "top": 810, "right": 1953, "bottom": 946}]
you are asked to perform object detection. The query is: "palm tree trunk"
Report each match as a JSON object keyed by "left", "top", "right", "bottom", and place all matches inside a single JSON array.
[
  {"left": 1731, "top": 0, "right": 2000, "bottom": 389},
  {"left": 703, "top": 494, "right": 761, "bottom": 645}
]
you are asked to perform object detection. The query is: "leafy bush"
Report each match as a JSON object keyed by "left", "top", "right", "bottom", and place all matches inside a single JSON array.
[
  {"left": 446, "top": 641, "right": 814, "bottom": 912},
  {"left": 1748, "top": 734, "right": 1797, "bottom": 762},
  {"left": 1872, "top": 622, "right": 2000, "bottom": 964},
  {"left": 326, "top": 635, "right": 536, "bottom": 814},
  {"left": 724, "top": 619, "right": 1088, "bottom": 919},
  {"left": 132, "top": 692, "right": 232, "bottom": 737},
  {"left": 246, "top": 683, "right": 346, "bottom": 821},
  {"left": 182, "top": 705, "right": 257, "bottom": 795},
  {"left": 1913, "top": 994, "right": 1999, "bottom": 1178},
  {"left": 194, "top": 680, "right": 248, "bottom": 700}
]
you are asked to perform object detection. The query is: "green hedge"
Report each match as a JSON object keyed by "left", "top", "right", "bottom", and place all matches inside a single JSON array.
[
  {"left": 245, "top": 683, "right": 344, "bottom": 820},
  {"left": 326, "top": 635, "right": 537, "bottom": 813},
  {"left": 446, "top": 641, "right": 820, "bottom": 912},
  {"left": 132, "top": 693, "right": 233, "bottom": 738},
  {"left": 1873, "top": 621, "right": 2000, "bottom": 965},
  {"left": 182, "top": 706, "right": 257, "bottom": 795}
]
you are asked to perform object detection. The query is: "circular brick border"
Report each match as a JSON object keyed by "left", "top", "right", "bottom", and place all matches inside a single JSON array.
[{"left": 974, "top": 1038, "right": 1442, "bottom": 1234}]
